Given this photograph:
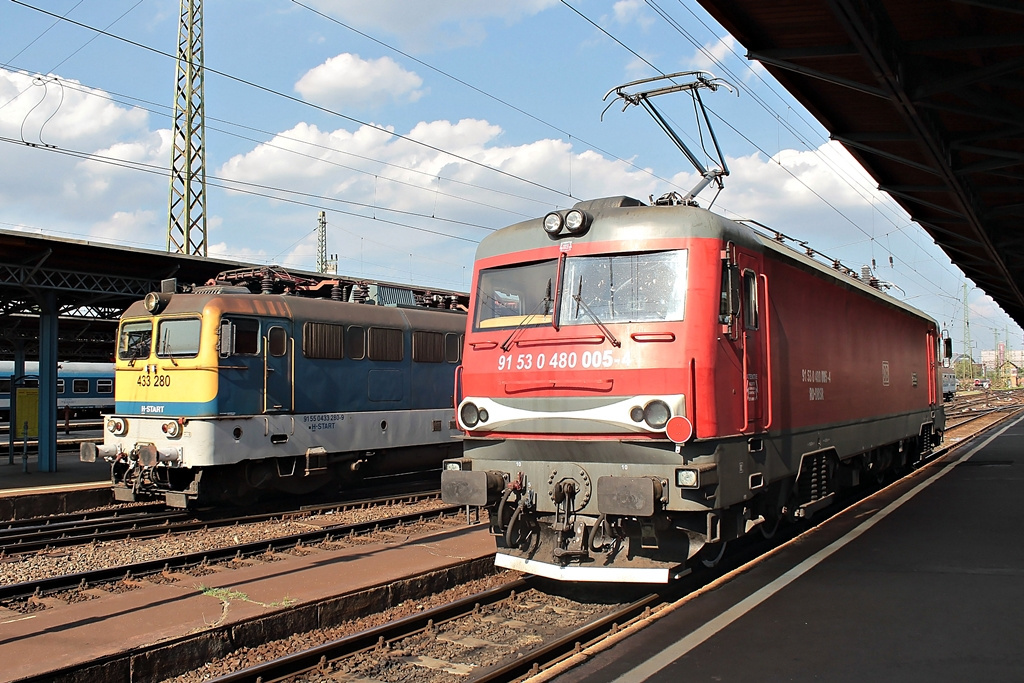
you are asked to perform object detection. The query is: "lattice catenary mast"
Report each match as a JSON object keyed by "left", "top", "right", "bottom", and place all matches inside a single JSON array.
[
  {"left": 166, "top": 0, "right": 207, "bottom": 256},
  {"left": 963, "top": 282, "right": 973, "bottom": 382},
  {"left": 317, "top": 211, "right": 327, "bottom": 272}
]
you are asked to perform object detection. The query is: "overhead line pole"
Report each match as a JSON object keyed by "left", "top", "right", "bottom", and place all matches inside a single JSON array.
[
  {"left": 166, "top": 0, "right": 207, "bottom": 256},
  {"left": 317, "top": 211, "right": 327, "bottom": 273}
]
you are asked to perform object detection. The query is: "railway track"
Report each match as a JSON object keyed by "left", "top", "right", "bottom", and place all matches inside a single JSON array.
[
  {"left": 0, "top": 502, "right": 167, "bottom": 533},
  {"left": 158, "top": 408, "right": 1024, "bottom": 683},
  {"left": 0, "top": 491, "right": 443, "bottom": 556},
  {"left": 944, "top": 390, "right": 1024, "bottom": 431},
  {"left": 11, "top": 407, "right": 1021, "bottom": 683},
  {"left": 202, "top": 577, "right": 666, "bottom": 683},
  {"left": 191, "top": 514, "right": 802, "bottom": 683},
  {"left": 946, "top": 408, "right": 1012, "bottom": 431},
  {"left": 0, "top": 499, "right": 463, "bottom": 605}
]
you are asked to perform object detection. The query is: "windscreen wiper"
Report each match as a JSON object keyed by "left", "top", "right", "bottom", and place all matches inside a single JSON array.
[
  {"left": 161, "top": 329, "right": 179, "bottom": 366},
  {"left": 572, "top": 293, "right": 621, "bottom": 347},
  {"left": 500, "top": 280, "right": 552, "bottom": 352}
]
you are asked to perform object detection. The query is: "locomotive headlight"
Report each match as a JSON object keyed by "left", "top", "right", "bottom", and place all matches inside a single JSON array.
[
  {"left": 629, "top": 406, "right": 645, "bottom": 423},
  {"left": 161, "top": 420, "right": 182, "bottom": 438},
  {"left": 564, "top": 209, "right": 590, "bottom": 234},
  {"left": 643, "top": 400, "right": 671, "bottom": 429},
  {"left": 543, "top": 212, "right": 563, "bottom": 235},
  {"left": 460, "top": 402, "right": 480, "bottom": 428},
  {"left": 144, "top": 291, "right": 171, "bottom": 314},
  {"left": 478, "top": 408, "right": 489, "bottom": 423},
  {"left": 107, "top": 417, "right": 128, "bottom": 436},
  {"left": 676, "top": 468, "right": 699, "bottom": 488}
]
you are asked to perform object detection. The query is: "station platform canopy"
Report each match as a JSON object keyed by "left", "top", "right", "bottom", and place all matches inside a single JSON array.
[
  {"left": 697, "top": 0, "right": 1024, "bottom": 325},
  {"left": 0, "top": 228, "right": 467, "bottom": 362}
]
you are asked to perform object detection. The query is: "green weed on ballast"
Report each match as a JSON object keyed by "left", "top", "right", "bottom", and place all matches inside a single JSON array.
[{"left": 197, "top": 584, "right": 295, "bottom": 608}]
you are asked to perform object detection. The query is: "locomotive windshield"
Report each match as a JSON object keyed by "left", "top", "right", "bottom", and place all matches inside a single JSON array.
[
  {"left": 156, "top": 318, "right": 202, "bottom": 358},
  {"left": 559, "top": 250, "right": 687, "bottom": 325},
  {"left": 118, "top": 321, "right": 152, "bottom": 362},
  {"left": 473, "top": 250, "right": 687, "bottom": 331},
  {"left": 474, "top": 259, "right": 557, "bottom": 329}
]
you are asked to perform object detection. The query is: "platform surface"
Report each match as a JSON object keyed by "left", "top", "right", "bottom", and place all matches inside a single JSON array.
[
  {"left": 0, "top": 451, "right": 109, "bottom": 494},
  {"left": 0, "top": 521, "right": 494, "bottom": 682},
  {"left": 557, "top": 414, "right": 1024, "bottom": 682}
]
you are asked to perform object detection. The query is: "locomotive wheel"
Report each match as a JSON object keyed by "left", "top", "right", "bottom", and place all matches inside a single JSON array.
[
  {"left": 759, "top": 514, "right": 781, "bottom": 539},
  {"left": 698, "top": 540, "right": 728, "bottom": 568}
]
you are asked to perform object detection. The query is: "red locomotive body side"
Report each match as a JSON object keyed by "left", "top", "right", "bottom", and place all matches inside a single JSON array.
[
  {"left": 443, "top": 197, "right": 944, "bottom": 583},
  {"left": 762, "top": 250, "right": 939, "bottom": 435}
]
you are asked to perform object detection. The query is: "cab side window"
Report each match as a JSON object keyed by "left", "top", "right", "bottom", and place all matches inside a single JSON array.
[
  {"left": 222, "top": 318, "right": 260, "bottom": 356},
  {"left": 742, "top": 270, "right": 758, "bottom": 330},
  {"left": 268, "top": 326, "right": 288, "bottom": 357}
]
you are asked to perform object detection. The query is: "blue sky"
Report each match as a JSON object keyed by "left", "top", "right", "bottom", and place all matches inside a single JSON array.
[{"left": 1, "top": 0, "right": 1020, "bottom": 359}]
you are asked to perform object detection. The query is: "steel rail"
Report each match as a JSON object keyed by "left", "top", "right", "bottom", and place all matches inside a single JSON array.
[
  {"left": 0, "top": 503, "right": 461, "bottom": 603},
  {"left": 0, "top": 509, "right": 191, "bottom": 553},
  {"left": 205, "top": 579, "right": 532, "bottom": 683},
  {"left": 1, "top": 489, "right": 441, "bottom": 554},
  {"left": 0, "top": 490, "right": 442, "bottom": 555},
  {"left": 0, "top": 503, "right": 167, "bottom": 532}
]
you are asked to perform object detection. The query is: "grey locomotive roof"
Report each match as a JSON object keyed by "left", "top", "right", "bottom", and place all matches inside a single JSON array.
[
  {"left": 121, "top": 293, "right": 465, "bottom": 332},
  {"left": 474, "top": 197, "right": 755, "bottom": 260},
  {"left": 476, "top": 196, "right": 936, "bottom": 327}
]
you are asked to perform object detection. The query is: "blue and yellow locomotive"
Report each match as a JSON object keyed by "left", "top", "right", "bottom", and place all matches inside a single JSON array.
[{"left": 83, "top": 274, "right": 466, "bottom": 507}]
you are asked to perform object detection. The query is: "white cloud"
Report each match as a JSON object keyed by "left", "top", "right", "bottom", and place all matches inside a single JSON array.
[
  {"left": 680, "top": 34, "right": 764, "bottom": 81},
  {"left": 208, "top": 241, "right": 270, "bottom": 262},
  {"left": 295, "top": 53, "right": 425, "bottom": 109},
  {"left": 0, "top": 70, "right": 148, "bottom": 146},
  {"left": 0, "top": 61, "right": 981, "bottom": 324},
  {"left": 89, "top": 209, "right": 159, "bottom": 245},
  {"left": 0, "top": 68, "right": 167, "bottom": 242},
  {"left": 612, "top": 0, "right": 656, "bottom": 29}
]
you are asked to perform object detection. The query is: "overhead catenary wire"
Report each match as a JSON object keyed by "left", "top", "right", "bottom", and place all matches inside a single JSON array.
[
  {"left": 10, "top": 0, "right": 576, "bottom": 203},
  {"left": 648, "top": 0, "right": 916, "bottom": 233},
  {"left": 0, "top": 0, "right": 144, "bottom": 114},
  {"left": 0, "top": 65, "right": 548, "bottom": 220},
  {"left": 294, "top": 0, "right": 973, "bottom": 318},
  {"left": 560, "top": 0, "right": 980, "bottom": 328},
  {"left": 3, "top": 1, "right": 920, "bottom": 245},
  {"left": 0, "top": 133, "right": 487, "bottom": 246},
  {"left": 2, "top": 0, "right": 1015, "bottom": 333}
]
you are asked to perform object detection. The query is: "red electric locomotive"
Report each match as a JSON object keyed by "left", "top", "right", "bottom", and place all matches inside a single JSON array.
[{"left": 441, "top": 195, "right": 946, "bottom": 582}]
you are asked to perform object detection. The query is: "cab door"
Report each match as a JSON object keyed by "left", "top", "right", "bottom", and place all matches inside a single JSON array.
[
  {"left": 736, "top": 250, "right": 766, "bottom": 433},
  {"left": 264, "top": 321, "right": 293, "bottom": 412}
]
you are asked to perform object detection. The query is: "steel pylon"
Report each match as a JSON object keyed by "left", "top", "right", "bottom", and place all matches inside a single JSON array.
[{"left": 166, "top": 0, "right": 207, "bottom": 256}]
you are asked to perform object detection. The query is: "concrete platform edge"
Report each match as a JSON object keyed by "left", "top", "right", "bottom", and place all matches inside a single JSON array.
[
  {"left": 0, "top": 486, "right": 112, "bottom": 520},
  {"left": 14, "top": 555, "right": 496, "bottom": 683}
]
